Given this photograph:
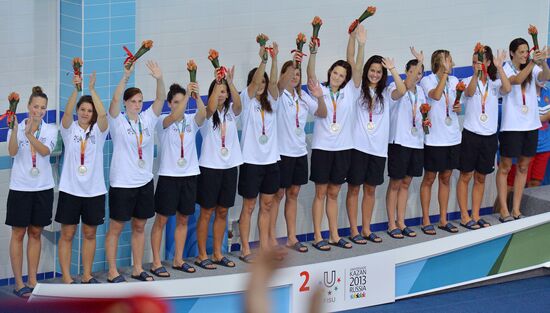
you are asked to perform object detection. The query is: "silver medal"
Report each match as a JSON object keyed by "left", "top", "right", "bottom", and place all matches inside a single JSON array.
[
  {"left": 445, "top": 116, "right": 452, "bottom": 126},
  {"left": 177, "top": 158, "right": 186, "bottom": 167},
  {"left": 480, "top": 113, "right": 488, "bottom": 122},
  {"left": 411, "top": 127, "right": 418, "bottom": 136},
  {"left": 138, "top": 159, "right": 145, "bottom": 168},
  {"left": 521, "top": 106, "right": 528, "bottom": 114},
  {"left": 295, "top": 127, "right": 303, "bottom": 136},
  {"left": 30, "top": 167, "right": 40, "bottom": 177},
  {"left": 259, "top": 134, "right": 268, "bottom": 144},
  {"left": 78, "top": 165, "right": 87, "bottom": 175},
  {"left": 220, "top": 147, "right": 229, "bottom": 157},
  {"left": 367, "top": 122, "right": 375, "bottom": 131},
  {"left": 330, "top": 123, "right": 341, "bottom": 133}
]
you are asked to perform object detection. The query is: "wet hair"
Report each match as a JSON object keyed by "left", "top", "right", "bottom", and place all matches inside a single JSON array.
[
  {"left": 28, "top": 86, "right": 48, "bottom": 105},
  {"left": 323, "top": 60, "right": 352, "bottom": 91},
  {"left": 473, "top": 45, "right": 498, "bottom": 81},
  {"left": 208, "top": 79, "right": 231, "bottom": 130},
  {"left": 360, "top": 55, "right": 387, "bottom": 113},
  {"left": 430, "top": 49, "right": 451, "bottom": 74},
  {"left": 281, "top": 60, "right": 302, "bottom": 97},
  {"left": 247, "top": 68, "right": 272, "bottom": 113},
  {"left": 167, "top": 83, "right": 186, "bottom": 103},
  {"left": 509, "top": 38, "right": 532, "bottom": 87},
  {"left": 76, "top": 95, "right": 98, "bottom": 131},
  {"left": 405, "top": 59, "right": 425, "bottom": 73},
  {"left": 123, "top": 87, "right": 142, "bottom": 101}
]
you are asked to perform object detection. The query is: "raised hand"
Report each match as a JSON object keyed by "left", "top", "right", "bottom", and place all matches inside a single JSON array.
[
  {"left": 226, "top": 65, "right": 235, "bottom": 85},
  {"left": 73, "top": 75, "right": 82, "bottom": 90},
  {"left": 146, "top": 60, "right": 162, "bottom": 79},
  {"left": 270, "top": 42, "right": 279, "bottom": 58},
  {"left": 493, "top": 49, "right": 507, "bottom": 68},
  {"left": 443, "top": 56, "right": 452, "bottom": 73},
  {"left": 308, "top": 78, "right": 323, "bottom": 98},
  {"left": 25, "top": 116, "right": 38, "bottom": 135},
  {"left": 188, "top": 82, "right": 200, "bottom": 99},
  {"left": 355, "top": 24, "right": 367, "bottom": 44},
  {"left": 410, "top": 46, "right": 424, "bottom": 64},
  {"left": 88, "top": 71, "right": 96, "bottom": 90},
  {"left": 123, "top": 61, "right": 135, "bottom": 78},
  {"left": 309, "top": 41, "right": 318, "bottom": 54},
  {"left": 381, "top": 57, "right": 396, "bottom": 70}
]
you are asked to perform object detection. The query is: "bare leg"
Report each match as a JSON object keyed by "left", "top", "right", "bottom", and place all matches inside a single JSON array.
[
  {"left": 360, "top": 184, "right": 376, "bottom": 235},
  {"left": 239, "top": 197, "right": 257, "bottom": 257},
  {"left": 512, "top": 156, "right": 532, "bottom": 217},
  {"left": 10, "top": 227, "right": 27, "bottom": 292},
  {"left": 346, "top": 184, "right": 361, "bottom": 237},
  {"left": 26, "top": 226, "right": 43, "bottom": 288},
  {"left": 173, "top": 213, "right": 193, "bottom": 271},
  {"left": 284, "top": 185, "right": 301, "bottom": 246},
  {"left": 105, "top": 219, "right": 125, "bottom": 280},
  {"left": 258, "top": 193, "right": 275, "bottom": 252},
  {"left": 130, "top": 218, "right": 151, "bottom": 280},
  {"left": 58, "top": 224, "right": 77, "bottom": 284},
  {"left": 312, "top": 184, "right": 328, "bottom": 243},
  {"left": 196, "top": 207, "right": 213, "bottom": 262},
  {"left": 81, "top": 224, "right": 97, "bottom": 282},
  {"left": 150, "top": 213, "right": 168, "bottom": 271},
  {"left": 420, "top": 171, "right": 437, "bottom": 227},
  {"left": 396, "top": 176, "right": 413, "bottom": 230},
  {"left": 496, "top": 157, "right": 513, "bottom": 218},
  {"left": 270, "top": 188, "right": 285, "bottom": 247},
  {"left": 385, "top": 178, "right": 401, "bottom": 231},
  {"left": 437, "top": 170, "right": 452, "bottom": 226},
  {"left": 457, "top": 171, "right": 473, "bottom": 224}
]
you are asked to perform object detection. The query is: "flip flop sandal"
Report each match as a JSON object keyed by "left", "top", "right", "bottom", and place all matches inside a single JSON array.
[
  {"left": 172, "top": 263, "right": 196, "bottom": 273},
  {"left": 194, "top": 259, "right": 217, "bottom": 269},
  {"left": 212, "top": 256, "right": 236, "bottom": 268},
  {"left": 107, "top": 274, "right": 126, "bottom": 283},
  {"left": 460, "top": 220, "right": 480, "bottom": 230},
  {"left": 13, "top": 286, "right": 33, "bottom": 298},
  {"left": 81, "top": 277, "right": 101, "bottom": 284},
  {"left": 365, "top": 232, "right": 382, "bottom": 243},
  {"left": 348, "top": 234, "right": 367, "bottom": 245},
  {"left": 131, "top": 271, "right": 154, "bottom": 282},
  {"left": 329, "top": 238, "right": 352, "bottom": 249},
  {"left": 438, "top": 222, "right": 459, "bottom": 233},
  {"left": 499, "top": 215, "right": 514, "bottom": 223},
  {"left": 287, "top": 242, "right": 308, "bottom": 253},
  {"left": 401, "top": 227, "right": 417, "bottom": 237},
  {"left": 239, "top": 254, "right": 255, "bottom": 264},
  {"left": 513, "top": 214, "right": 526, "bottom": 220},
  {"left": 476, "top": 218, "right": 491, "bottom": 228},
  {"left": 312, "top": 240, "right": 331, "bottom": 251},
  {"left": 421, "top": 224, "right": 436, "bottom": 235},
  {"left": 387, "top": 228, "right": 404, "bottom": 239},
  {"left": 150, "top": 266, "right": 170, "bottom": 278}
]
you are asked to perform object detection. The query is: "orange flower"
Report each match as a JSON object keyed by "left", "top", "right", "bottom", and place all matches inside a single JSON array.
[
  {"left": 528, "top": 24, "right": 538, "bottom": 35},
  {"left": 208, "top": 49, "right": 219, "bottom": 61},
  {"left": 367, "top": 6, "right": 376, "bottom": 15},
  {"left": 187, "top": 60, "right": 197, "bottom": 71},
  {"left": 296, "top": 33, "right": 307, "bottom": 45},
  {"left": 256, "top": 33, "right": 269, "bottom": 46},
  {"left": 420, "top": 103, "right": 431, "bottom": 114},
  {"left": 72, "top": 57, "right": 83, "bottom": 67},
  {"left": 312, "top": 16, "right": 323, "bottom": 27},
  {"left": 8, "top": 92, "right": 20, "bottom": 102},
  {"left": 474, "top": 42, "right": 484, "bottom": 54},
  {"left": 142, "top": 40, "right": 153, "bottom": 49},
  {"left": 456, "top": 81, "right": 466, "bottom": 92}
]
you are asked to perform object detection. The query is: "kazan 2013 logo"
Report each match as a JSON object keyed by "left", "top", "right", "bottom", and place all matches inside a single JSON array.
[{"left": 348, "top": 266, "right": 367, "bottom": 299}]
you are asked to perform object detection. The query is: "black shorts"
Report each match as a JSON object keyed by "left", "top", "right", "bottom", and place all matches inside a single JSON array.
[
  {"left": 499, "top": 130, "right": 538, "bottom": 158},
  {"left": 459, "top": 129, "right": 498, "bottom": 174},
  {"left": 6, "top": 189, "right": 53, "bottom": 227},
  {"left": 310, "top": 149, "right": 351, "bottom": 185},
  {"left": 155, "top": 175, "right": 197, "bottom": 216},
  {"left": 387, "top": 144, "right": 424, "bottom": 179},
  {"left": 108, "top": 180, "right": 155, "bottom": 222},
  {"left": 55, "top": 192, "right": 106, "bottom": 226},
  {"left": 346, "top": 149, "right": 386, "bottom": 186},
  {"left": 197, "top": 166, "right": 238, "bottom": 209},
  {"left": 424, "top": 144, "right": 460, "bottom": 172},
  {"left": 238, "top": 162, "right": 280, "bottom": 198},
  {"left": 278, "top": 155, "right": 308, "bottom": 188}
]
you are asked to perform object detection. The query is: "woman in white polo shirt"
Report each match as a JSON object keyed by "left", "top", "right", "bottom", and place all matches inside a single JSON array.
[
  {"left": 306, "top": 25, "right": 364, "bottom": 251},
  {"left": 457, "top": 46, "right": 510, "bottom": 229},
  {"left": 238, "top": 43, "right": 280, "bottom": 263},
  {"left": 496, "top": 38, "right": 550, "bottom": 222},
  {"left": 55, "top": 73, "right": 108, "bottom": 284},
  {"left": 419, "top": 50, "right": 462, "bottom": 235},
  {"left": 195, "top": 67, "right": 242, "bottom": 270},
  {"left": 149, "top": 82, "right": 206, "bottom": 276},
  {"left": 6, "top": 86, "right": 57, "bottom": 297},
  {"left": 269, "top": 59, "right": 327, "bottom": 253},
  {"left": 105, "top": 61, "right": 165, "bottom": 283}
]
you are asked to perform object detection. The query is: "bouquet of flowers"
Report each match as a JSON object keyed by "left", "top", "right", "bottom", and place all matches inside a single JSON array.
[
  {"left": 187, "top": 60, "right": 197, "bottom": 98},
  {"left": 292, "top": 33, "right": 308, "bottom": 66},
  {"left": 0, "top": 92, "right": 20, "bottom": 129},
  {"left": 528, "top": 24, "right": 539, "bottom": 51},
  {"left": 348, "top": 6, "right": 376, "bottom": 34},
  {"left": 455, "top": 81, "right": 466, "bottom": 105},
  {"left": 420, "top": 103, "right": 431, "bottom": 135},
  {"left": 208, "top": 49, "right": 227, "bottom": 82},
  {"left": 72, "top": 57, "right": 83, "bottom": 91},
  {"left": 256, "top": 33, "right": 270, "bottom": 61},
  {"left": 474, "top": 42, "right": 485, "bottom": 79},
  {"left": 123, "top": 40, "right": 153, "bottom": 70},
  {"left": 311, "top": 16, "right": 323, "bottom": 46}
]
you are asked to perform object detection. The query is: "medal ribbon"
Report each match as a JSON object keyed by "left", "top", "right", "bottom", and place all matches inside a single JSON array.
[
  {"left": 329, "top": 90, "right": 339, "bottom": 124},
  {"left": 477, "top": 81, "right": 489, "bottom": 114},
  {"left": 260, "top": 107, "right": 266, "bottom": 136},
  {"left": 30, "top": 121, "right": 41, "bottom": 170},
  {"left": 125, "top": 115, "right": 143, "bottom": 161},
  {"left": 177, "top": 119, "right": 186, "bottom": 159},
  {"left": 221, "top": 113, "right": 227, "bottom": 149},
  {"left": 295, "top": 99, "right": 300, "bottom": 129},
  {"left": 408, "top": 90, "right": 418, "bottom": 127},
  {"left": 80, "top": 128, "right": 92, "bottom": 166}
]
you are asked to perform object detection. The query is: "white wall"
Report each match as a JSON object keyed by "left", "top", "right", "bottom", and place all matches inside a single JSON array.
[{"left": 135, "top": 0, "right": 550, "bottom": 242}]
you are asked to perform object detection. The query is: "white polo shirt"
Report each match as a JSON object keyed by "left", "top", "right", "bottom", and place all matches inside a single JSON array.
[
  {"left": 59, "top": 121, "right": 108, "bottom": 197},
  {"left": 461, "top": 76, "right": 502, "bottom": 135},
  {"left": 352, "top": 87, "right": 391, "bottom": 157},
  {"left": 276, "top": 89, "right": 318, "bottom": 157},
  {"left": 239, "top": 88, "right": 279, "bottom": 165},
  {"left": 312, "top": 82, "right": 360, "bottom": 151},
  {"left": 500, "top": 62, "right": 544, "bottom": 131},
  {"left": 419, "top": 73, "right": 461, "bottom": 146},
  {"left": 388, "top": 83, "right": 427, "bottom": 149},
  {"left": 156, "top": 113, "right": 201, "bottom": 177},
  {"left": 198, "top": 104, "right": 243, "bottom": 169},
  {"left": 9, "top": 119, "right": 57, "bottom": 192},
  {"left": 108, "top": 107, "right": 159, "bottom": 188}
]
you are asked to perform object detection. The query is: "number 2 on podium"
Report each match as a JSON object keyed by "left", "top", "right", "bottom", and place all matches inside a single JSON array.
[{"left": 299, "top": 271, "right": 310, "bottom": 292}]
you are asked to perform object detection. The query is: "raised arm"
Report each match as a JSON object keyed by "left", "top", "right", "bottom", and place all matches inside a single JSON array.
[
  {"left": 8, "top": 117, "right": 19, "bottom": 156},
  {"left": 146, "top": 60, "right": 166, "bottom": 117},
  {"left": 268, "top": 42, "right": 280, "bottom": 100},
  {"left": 89, "top": 72, "right": 108, "bottom": 132},
  {"left": 62, "top": 76, "right": 80, "bottom": 129},
  {"left": 163, "top": 84, "right": 190, "bottom": 129},
  {"left": 404, "top": 47, "right": 424, "bottom": 91},
  {"left": 494, "top": 50, "right": 511, "bottom": 94},
  {"left": 277, "top": 61, "right": 296, "bottom": 94},
  {"left": 109, "top": 63, "right": 135, "bottom": 118},
  {"left": 308, "top": 78, "right": 327, "bottom": 118},
  {"left": 247, "top": 46, "right": 268, "bottom": 99},
  {"left": 385, "top": 58, "right": 406, "bottom": 100},
  {"left": 193, "top": 83, "right": 207, "bottom": 127},
  {"left": 347, "top": 25, "right": 366, "bottom": 88},
  {"left": 428, "top": 56, "right": 451, "bottom": 101},
  {"left": 226, "top": 66, "right": 242, "bottom": 116},
  {"left": 465, "top": 61, "right": 480, "bottom": 97},
  {"left": 307, "top": 41, "right": 318, "bottom": 82},
  {"left": 508, "top": 60, "right": 535, "bottom": 85},
  {"left": 535, "top": 47, "right": 550, "bottom": 82},
  {"left": 25, "top": 117, "right": 50, "bottom": 156}
]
